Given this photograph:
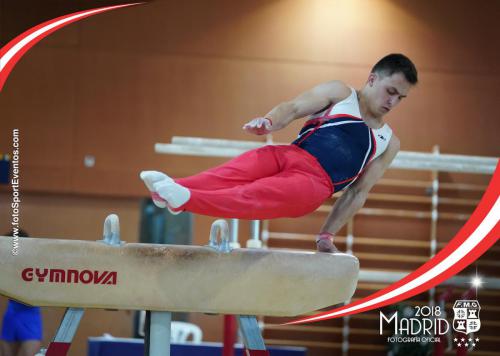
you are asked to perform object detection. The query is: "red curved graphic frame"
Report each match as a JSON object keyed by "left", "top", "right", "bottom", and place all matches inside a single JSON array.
[
  {"left": 0, "top": 3, "right": 143, "bottom": 91},
  {"left": 288, "top": 163, "right": 500, "bottom": 325}
]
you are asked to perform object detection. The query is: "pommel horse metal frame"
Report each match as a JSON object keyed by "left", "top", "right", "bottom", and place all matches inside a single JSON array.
[
  {"left": 1, "top": 214, "right": 359, "bottom": 356},
  {"left": 42, "top": 215, "right": 125, "bottom": 355}
]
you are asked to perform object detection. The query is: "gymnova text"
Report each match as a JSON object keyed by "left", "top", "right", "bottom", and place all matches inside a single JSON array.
[
  {"left": 11, "top": 128, "right": 21, "bottom": 256},
  {"left": 21, "top": 267, "right": 118, "bottom": 285}
]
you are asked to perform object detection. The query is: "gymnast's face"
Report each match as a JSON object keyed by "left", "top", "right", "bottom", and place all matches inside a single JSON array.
[{"left": 366, "top": 71, "right": 411, "bottom": 117}]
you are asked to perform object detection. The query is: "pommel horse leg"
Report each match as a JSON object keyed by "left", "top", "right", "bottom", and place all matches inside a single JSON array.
[
  {"left": 217, "top": 220, "right": 269, "bottom": 355},
  {"left": 43, "top": 308, "right": 84, "bottom": 356},
  {"left": 42, "top": 214, "right": 122, "bottom": 356},
  {"left": 144, "top": 311, "right": 172, "bottom": 356},
  {"left": 238, "top": 316, "right": 270, "bottom": 356}
]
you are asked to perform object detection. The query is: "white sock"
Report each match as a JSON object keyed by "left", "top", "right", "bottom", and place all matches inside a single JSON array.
[
  {"left": 166, "top": 207, "right": 182, "bottom": 215},
  {"left": 140, "top": 170, "right": 173, "bottom": 208},
  {"left": 153, "top": 180, "right": 191, "bottom": 208},
  {"left": 140, "top": 170, "right": 173, "bottom": 190}
]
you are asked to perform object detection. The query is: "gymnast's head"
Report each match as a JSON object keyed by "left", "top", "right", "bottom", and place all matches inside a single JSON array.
[{"left": 363, "top": 53, "right": 418, "bottom": 117}]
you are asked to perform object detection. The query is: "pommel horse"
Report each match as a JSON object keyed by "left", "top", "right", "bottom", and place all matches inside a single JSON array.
[{"left": 0, "top": 214, "right": 359, "bottom": 356}]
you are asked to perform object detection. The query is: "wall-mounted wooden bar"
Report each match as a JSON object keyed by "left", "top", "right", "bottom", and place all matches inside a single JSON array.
[
  {"left": 377, "top": 178, "right": 487, "bottom": 192},
  {"left": 268, "top": 232, "right": 430, "bottom": 248},
  {"left": 437, "top": 242, "right": 500, "bottom": 253},
  {"left": 346, "top": 252, "right": 429, "bottom": 263},
  {"left": 316, "top": 206, "right": 470, "bottom": 221},
  {"left": 476, "top": 259, "right": 500, "bottom": 267},
  {"left": 367, "top": 193, "right": 431, "bottom": 204},
  {"left": 330, "top": 192, "right": 479, "bottom": 207},
  {"left": 435, "top": 287, "right": 500, "bottom": 297},
  {"left": 439, "top": 181, "right": 488, "bottom": 192}
]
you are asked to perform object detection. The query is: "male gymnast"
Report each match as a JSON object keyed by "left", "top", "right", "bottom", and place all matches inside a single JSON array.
[{"left": 140, "top": 53, "right": 418, "bottom": 252}]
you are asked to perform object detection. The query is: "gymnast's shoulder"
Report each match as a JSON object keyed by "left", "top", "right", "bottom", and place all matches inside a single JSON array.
[{"left": 308, "top": 80, "right": 352, "bottom": 103}]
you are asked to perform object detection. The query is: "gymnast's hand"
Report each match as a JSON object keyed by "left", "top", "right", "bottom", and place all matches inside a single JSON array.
[
  {"left": 316, "top": 232, "right": 339, "bottom": 253},
  {"left": 242, "top": 117, "right": 272, "bottom": 135}
]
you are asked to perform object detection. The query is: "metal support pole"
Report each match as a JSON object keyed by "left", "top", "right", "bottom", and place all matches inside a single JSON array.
[
  {"left": 230, "top": 219, "right": 241, "bottom": 249},
  {"left": 247, "top": 220, "right": 262, "bottom": 248},
  {"left": 342, "top": 315, "right": 351, "bottom": 356},
  {"left": 149, "top": 311, "right": 172, "bottom": 356},
  {"left": 43, "top": 214, "right": 123, "bottom": 356},
  {"left": 45, "top": 308, "right": 84, "bottom": 356},
  {"left": 429, "top": 146, "right": 440, "bottom": 309},
  {"left": 224, "top": 220, "right": 239, "bottom": 356},
  {"left": 223, "top": 315, "right": 238, "bottom": 356},
  {"left": 238, "top": 316, "right": 269, "bottom": 355}
]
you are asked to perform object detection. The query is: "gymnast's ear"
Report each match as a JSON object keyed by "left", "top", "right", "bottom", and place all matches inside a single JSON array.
[{"left": 367, "top": 72, "right": 377, "bottom": 86}]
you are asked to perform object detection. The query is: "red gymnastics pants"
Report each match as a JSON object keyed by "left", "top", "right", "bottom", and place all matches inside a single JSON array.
[{"left": 174, "top": 145, "right": 333, "bottom": 220}]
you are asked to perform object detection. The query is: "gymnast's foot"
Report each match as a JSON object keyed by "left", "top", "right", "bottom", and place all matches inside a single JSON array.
[
  {"left": 153, "top": 179, "right": 191, "bottom": 211},
  {"left": 140, "top": 170, "right": 188, "bottom": 215},
  {"left": 140, "top": 170, "right": 172, "bottom": 208}
]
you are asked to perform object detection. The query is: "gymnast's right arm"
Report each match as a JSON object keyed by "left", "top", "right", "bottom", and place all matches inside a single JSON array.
[{"left": 243, "top": 80, "right": 351, "bottom": 135}]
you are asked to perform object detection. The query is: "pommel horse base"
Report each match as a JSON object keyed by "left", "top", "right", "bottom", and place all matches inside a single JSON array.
[{"left": 0, "top": 214, "right": 359, "bottom": 356}]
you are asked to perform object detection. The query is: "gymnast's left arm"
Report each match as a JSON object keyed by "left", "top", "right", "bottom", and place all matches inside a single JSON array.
[{"left": 316, "top": 135, "right": 401, "bottom": 252}]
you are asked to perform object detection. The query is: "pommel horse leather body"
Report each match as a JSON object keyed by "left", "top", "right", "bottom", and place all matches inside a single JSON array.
[{"left": 0, "top": 237, "right": 359, "bottom": 316}]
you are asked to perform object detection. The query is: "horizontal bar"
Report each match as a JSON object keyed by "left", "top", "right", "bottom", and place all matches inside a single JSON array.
[
  {"left": 155, "top": 143, "right": 243, "bottom": 158},
  {"left": 172, "top": 136, "right": 264, "bottom": 149},
  {"left": 156, "top": 137, "right": 498, "bottom": 174},
  {"left": 169, "top": 137, "right": 496, "bottom": 165},
  {"left": 397, "top": 151, "right": 497, "bottom": 165},
  {"left": 391, "top": 157, "right": 495, "bottom": 174}
]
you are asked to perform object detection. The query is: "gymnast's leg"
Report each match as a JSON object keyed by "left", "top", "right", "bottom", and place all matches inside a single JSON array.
[
  {"left": 141, "top": 144, "right": 333, "bottom": 219},
  {"left": 140, "top": 145, "right": 285, "bottom": 208},
  {"left": 175, "top": 145, "right": 284, "bottom": 190},
  {"left": 180, "top": 168, "right": 332, "bottom": 219}
]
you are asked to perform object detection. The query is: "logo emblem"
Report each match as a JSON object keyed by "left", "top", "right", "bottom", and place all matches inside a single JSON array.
[
  {"left": 377, "top": 134, "right": 386, "bottom": 141},
  {"left": 453, "top": 300, "right": 481, "bottom": 334}
]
